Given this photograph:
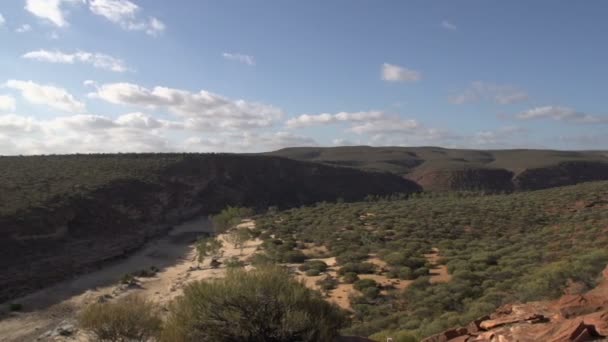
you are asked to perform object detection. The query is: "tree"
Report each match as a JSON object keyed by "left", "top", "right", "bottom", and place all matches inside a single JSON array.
[
  {"left": 79, "top": 296, "right": 161, "bottom": 342},
  {"left": 225, "top": 227, "right": 251, "bottom": 255},
  {"left": 212, "top": 206, "right": 255, "bottom": 233},
  {"left": 195, "top": 237, "right": 223, "bottom": 267},
  {"left": 161, "top": 266, "right": 347, "bottom": 342}
]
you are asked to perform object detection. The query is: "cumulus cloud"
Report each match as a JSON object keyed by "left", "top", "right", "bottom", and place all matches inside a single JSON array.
[
  {"left": 286, "top": 111, "right": 384, "bottom": 128},
  {"left": 87, "top": 82, "right": 283, "bottom": 130},
  {"left": 88, "top": 0, "right": 165, "bottom": 36},
  {"left": 25, "top": 0, "right": 82, "bottom": 27},
  {"left": 23, "top": 49, "right": 129, "bottom": 72},
  {"left": 0, "top": 95, "right": 16, "bottom": 112},
  {"left": 222, "top": 52, "right": 255, "bottom": 66},
  {"left": 0, "top": 112, "right": 175, "bottom": 155},
  {"left": 0, "top": 13, "right": 5, "bottom": 26},
  {"left": 5, "top": 80, "right": 86, "bottom": 113},
  {"left": 449, "top": 81, "right": 528, "bottom": 105},
  {"left": 16, "top": 24, "right": 33, "bottom": 33},
  {"left": 0, "top": 114, "right": 39, "bottom": 133},
  {"left": 516, "top": 106, "right": 608, "bottom": 123},
  {"left": 441, "top": 20, "right": 457, "bottom": 30},
  {"left": 381, "top": 63, "right": 421, "bottom": 82},
  {"left": 349, "top": 117, "right": 419, "bottom": 134}
]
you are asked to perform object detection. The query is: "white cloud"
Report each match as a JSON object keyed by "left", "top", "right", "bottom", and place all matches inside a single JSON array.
[
  {"left": 516, "top": 106, "right": 608, "bottom": 123},
  {"left": 381, "top": 63, "right": 421, "bottom": 82},
  {"left": 349, "top": 117, "right": 419, "bottom": 134},
  {"left": 286, "top": 111, "right": 384, "bottom": 128},
  {"left": 88, "top": 82, "right": 283, "bottom": 130},
  {"left": 0, "top": 95, "right": 16, "bottom": 112},
  {"left": 25, "top": 0, "right": 82, "bottom": 27},
  {"left": 0, "top": 114, "right": 39, "bottom": 133},
  {"left": 88, "top": 0, "right": 165, "bottom": 36},
  {"left": 146, "top": 17, "right": 165, "bottom": 36},
  {"left": 0, "top": 13, "right": 5, "bottom": 26},
  {"left": 222, "top": 52, "right": 255, "bottom": 66},
  {"left": 449, "top": 81, "right": 528, "bottom": 105},
  {"left": 5, "top": 80, "right": 86, "bottom": 113},
  {"left": 23, "top": 49, "right": 129, "bottom": 72},
  {"left": 16, "top": 24, "right": 32, "bottom": 33},
  {"left": 441, "top": 20, "right": 457, "bottom": 31},
  {"left": 88, "top": 0, "right": 137, "bottom": 22}
]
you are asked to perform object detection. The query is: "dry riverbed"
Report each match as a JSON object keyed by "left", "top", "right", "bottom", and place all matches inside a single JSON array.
[{"left": 0, "top": 218, "right": 261, "bottom": 342}]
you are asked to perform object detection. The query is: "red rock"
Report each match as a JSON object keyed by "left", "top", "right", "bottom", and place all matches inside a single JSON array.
[
  {"left": 421, "top": 327, "right": 469, "bottom": 342},
  {"left": 582, "top": 310, "right": 608, "bottom": 335}
]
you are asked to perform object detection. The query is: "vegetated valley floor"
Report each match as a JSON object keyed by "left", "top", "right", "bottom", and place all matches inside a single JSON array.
[{"left": 253, "top": 180, "right": 608, "bottom": 339}]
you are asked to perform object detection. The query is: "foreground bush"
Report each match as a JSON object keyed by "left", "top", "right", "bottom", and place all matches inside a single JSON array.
[
  {"left": 161, "top": 266, "right": 347, "bottom": 342},
  {"left": 79, "top": 296, "right": 161, "bottom": 342}
]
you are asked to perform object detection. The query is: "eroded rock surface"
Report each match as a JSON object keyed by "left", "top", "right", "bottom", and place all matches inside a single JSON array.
[{"left": 422, "top": 266, "right": 608, "bottom": 342}]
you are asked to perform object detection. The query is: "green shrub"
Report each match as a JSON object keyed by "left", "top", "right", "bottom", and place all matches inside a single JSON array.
[
  {"left": 161, "top": 267, "right": 347, "bottom": 342},
  {"left": 212, "top": 206, "right": 255, "bottom": 233},
  {"left": 79, "top": 296, "right": 161, "bottom": 342},
  {"left": 354, "top": 279, "right": 378, "bottom": 292},
  {"left": 362, "top": 286, "right": 381, "bottom": 299},
  {"left": 338, "top": 262, "right": 375, "bottom": 275},
  {"left": 316, "top": 275, "right": 339, "bottom": 293},
  {"left": 299, "top": 260, "right": 328, "bottom": 273},
  {"left": 282, "top": 250, "right": 307, "bottom": 263},
  {"left": 342, "top": 272, "right": 360, "bottom": 284},
  {"left": 305, "top": 269, "right": 321, "bottom": 276}
]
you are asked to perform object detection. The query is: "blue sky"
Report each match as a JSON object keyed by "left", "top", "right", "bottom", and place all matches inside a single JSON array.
[{"left": 0, "top": 0, "right": 607, "bottom": 154}]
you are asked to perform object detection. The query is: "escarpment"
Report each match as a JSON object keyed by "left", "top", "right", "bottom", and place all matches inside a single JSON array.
[{"left": 0, "top": 154, "right": 420, "bottom": 302}]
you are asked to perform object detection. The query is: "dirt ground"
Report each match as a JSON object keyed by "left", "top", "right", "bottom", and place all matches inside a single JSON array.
[{"left": 294, "top": 248, "right": 451, "bottom": 311}]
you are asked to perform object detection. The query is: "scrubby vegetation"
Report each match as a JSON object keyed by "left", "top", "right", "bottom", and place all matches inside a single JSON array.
[
  {"left": 161, "top": 267, "right": 347, "bottom": 342},
  {"left": 0, "top": 154, "right": 184, "bottom": 216},
  {"left": 79, "top": 296, "right": 162, "bottom": 342},
  {"left": 255, "top": 181, "right": 608, "bottom": 339},
  {"left": 212, "top": 206, "right": 255, "bottom": 233}
]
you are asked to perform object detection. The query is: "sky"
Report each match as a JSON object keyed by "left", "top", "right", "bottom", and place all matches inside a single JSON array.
[{"left": 0, "top": 0, "right": 607, "bottom": 155}]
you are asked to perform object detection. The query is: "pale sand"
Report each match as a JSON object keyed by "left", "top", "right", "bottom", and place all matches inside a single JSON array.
[{"left": 0, "top": 218, "right": 261, "bottom": 342}]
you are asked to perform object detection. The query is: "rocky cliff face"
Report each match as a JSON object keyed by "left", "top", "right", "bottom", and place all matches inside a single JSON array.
[
  {"left": 408, "top": 168, "right": 515, "bottom": 192},
  {"left": 514, "top": 161, "right": 608, "bottom": 191},
  {"left": 423, "top": 266, "right": 608, "bottom": 342},
  {"left": 0, "top": 154, "right": 420, "bottom": 303}
]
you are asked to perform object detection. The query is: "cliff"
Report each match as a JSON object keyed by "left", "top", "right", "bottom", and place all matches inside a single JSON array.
[{"left": 0, "top": 154, "right": 420, "bottom": 302}]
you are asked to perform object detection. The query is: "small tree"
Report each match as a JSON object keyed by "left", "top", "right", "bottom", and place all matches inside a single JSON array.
[
  {"left": 79, "top": 296, "right": 161, "bottom": 342},
  {"left": 225, "top": 227, "right": 251, "bottom": 255},
  {"left": 195, "top": 238, "right": 223, "bottom": 267},
  {"left": 212, "top": 206, "right": 255, "bottom": 233}
]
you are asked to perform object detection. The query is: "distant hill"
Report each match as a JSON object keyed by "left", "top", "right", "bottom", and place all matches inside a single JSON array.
[
  {"left": 266, "top": 146, "right": 608, "bottom": 191},
  {"left": 0, "top": 153, "right": 419, "bottom": 302}
]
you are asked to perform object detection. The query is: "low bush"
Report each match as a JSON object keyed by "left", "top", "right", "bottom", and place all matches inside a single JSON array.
[
  {"left": 338, "top": 262, "right": 376, "bottom": 275},
  {"left": 79, "top": 296, "right": 161, "bottom": 342},
  {"left": 342, "top": 272, "right": 360, "bottom": 284},
  {"left": 354, "top": 279, "right": 378, "bottom": 292},
  {"left": 161, "top": 266, "right": 347, "bottom": 342}
]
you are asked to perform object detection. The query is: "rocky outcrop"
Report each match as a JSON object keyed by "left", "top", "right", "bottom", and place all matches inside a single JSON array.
[
  {"left": 409, "top": 168, "right": 514, "bottom": 192},
  {"left": 514, "top": 161, "right": 608, "bottom": 191},
  {"left": 422, "top": 266, "right": 608, "bottom": 342},
  {"left": 0, "top": 154, "right": 420, "bottom": 303}
]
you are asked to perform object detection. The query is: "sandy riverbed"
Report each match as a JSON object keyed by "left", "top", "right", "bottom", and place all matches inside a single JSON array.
[{"left": 0, "top": 218, "right": 261, "bottom": 342}]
